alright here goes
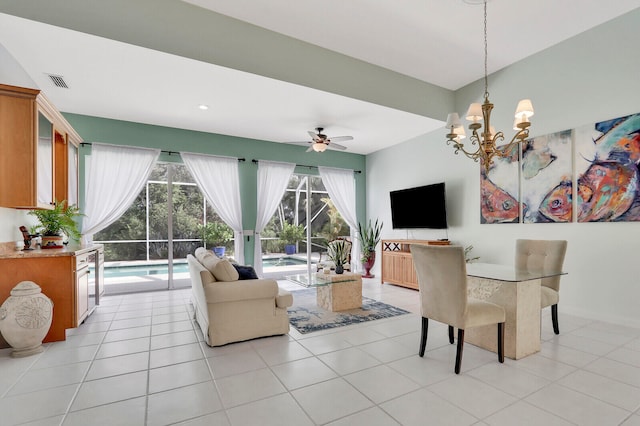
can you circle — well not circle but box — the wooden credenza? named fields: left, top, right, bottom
left=381, top=239, right=450, bottom=289
left=0, top=243, right=104, bottom=345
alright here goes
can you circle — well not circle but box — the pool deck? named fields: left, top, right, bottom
left=97, top=253, right=320, bottom=295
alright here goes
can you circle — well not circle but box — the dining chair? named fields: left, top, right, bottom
left=515, top=239, right=567, bottom=335
left=410, top=244, right=505, bottom=374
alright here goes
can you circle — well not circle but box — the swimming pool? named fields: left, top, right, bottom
left=98, top=256, right=309, bottom=279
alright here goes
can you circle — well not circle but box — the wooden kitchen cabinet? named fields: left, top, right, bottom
left=381, top=239, right=450, bottom=290
left=0, top=244, right=103, bottom=345
left=0, top=84, right=82, bottom=209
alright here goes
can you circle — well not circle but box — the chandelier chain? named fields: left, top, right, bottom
left=483, top=0, right=488, bottom=99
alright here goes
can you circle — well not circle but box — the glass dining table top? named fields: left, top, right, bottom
left=466, top=262, right=567, bottom=282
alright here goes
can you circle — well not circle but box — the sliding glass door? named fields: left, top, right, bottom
left=261, top=173, right=349, bottom=277
left=92, top=162, right=229, bottom=293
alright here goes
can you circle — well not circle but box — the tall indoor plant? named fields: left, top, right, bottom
left=28, top=200, right=82, bottom=248
left=357, top=218, right=383, bottom=278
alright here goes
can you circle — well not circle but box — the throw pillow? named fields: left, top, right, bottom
left=232, top=264, right=258, bottom=280
left=211, top=258, right=240, bottom=282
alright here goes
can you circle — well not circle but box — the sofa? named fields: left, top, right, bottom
left=187, top=247, right=293, bottom=346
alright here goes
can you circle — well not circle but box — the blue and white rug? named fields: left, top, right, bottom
left=287, top=288, right=410, bottom=334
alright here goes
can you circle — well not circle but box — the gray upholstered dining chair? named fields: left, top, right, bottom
left=410, top=244, right=505, bottom=374
left=515, top=239, right=567, bottom=334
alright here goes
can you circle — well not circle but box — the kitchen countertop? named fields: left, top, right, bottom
left=0, top=242, right=103, bottom=259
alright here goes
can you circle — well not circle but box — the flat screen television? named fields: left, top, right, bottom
left=390, top=182, right=448, bottom=229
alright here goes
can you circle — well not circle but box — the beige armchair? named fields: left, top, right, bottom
left=410, top=244, right=505, bottom=374
left=516, top=239, right=567, bottom=334
left=187, top=248, right=292, bottom=346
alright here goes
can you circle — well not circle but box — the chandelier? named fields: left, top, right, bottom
left=445, top=0, right=534, bottom=173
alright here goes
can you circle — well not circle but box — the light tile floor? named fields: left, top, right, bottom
left=1, top=278, right=640, bottom=425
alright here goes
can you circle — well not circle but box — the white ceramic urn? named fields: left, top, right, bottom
left=0, top=281, right=53, bottom=357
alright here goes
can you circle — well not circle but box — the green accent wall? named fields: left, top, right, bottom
left=63, top=113, right=367, bottom=265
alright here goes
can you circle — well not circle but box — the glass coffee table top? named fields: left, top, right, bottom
left=286, top=273, right=356, bottom=288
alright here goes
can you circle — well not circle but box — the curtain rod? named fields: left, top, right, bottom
left=79, top=143, right=245, bottom=161
left=251, top=159, right=361, bottom=174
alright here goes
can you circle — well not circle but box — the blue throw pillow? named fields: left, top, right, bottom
left=232, top=264, right=259, bottom=280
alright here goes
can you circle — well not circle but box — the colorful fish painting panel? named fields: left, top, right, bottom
left=521, top=130, right=573, bottom=223
left=575, top=112, right=640, bottom=222
left=480, top=143, right=520, bottom=224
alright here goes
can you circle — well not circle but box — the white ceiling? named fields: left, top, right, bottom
left=1, top=1, right=639, bottom=155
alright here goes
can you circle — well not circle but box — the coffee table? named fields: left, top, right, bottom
left=286, top=271, right=363, bottom=312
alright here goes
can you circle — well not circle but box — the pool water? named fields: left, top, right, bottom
left=98, top=256, right=308, bottom=279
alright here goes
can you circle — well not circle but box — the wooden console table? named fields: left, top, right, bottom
left=381, top=239, right=450, bottom=289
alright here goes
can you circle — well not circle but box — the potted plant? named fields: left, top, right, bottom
left=28, top=200, right=82, bottom=249
left=279, top=222, right=305, bottom=255
left=198, top=221, right=233, bottom=258
left=357, top=218, right=383, bottom=278
left=327, top=239, right=349, bottom=274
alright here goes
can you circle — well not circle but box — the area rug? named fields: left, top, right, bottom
left=287, top=288, right=410, bottom=334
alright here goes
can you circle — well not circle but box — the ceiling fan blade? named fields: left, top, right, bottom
left=328, top=136, right=353, bottom=142
left=287, top=141, right=311, bottom=145
left=305, top=146, right=314, bottom=152
left=328, top=142, right=348, bottom=150
left=308, top=130, right=320, bottom=141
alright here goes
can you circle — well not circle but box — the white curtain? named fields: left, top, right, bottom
left=254, top=160, right=295, bottom=277
left=318, top=166, right=360, bottom=271
left=82, top=143, right=160, bottom=244
left=181, top=152, right=245, bottom=264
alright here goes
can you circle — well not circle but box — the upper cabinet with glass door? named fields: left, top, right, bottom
left=0, top=84, right=82, bottom=209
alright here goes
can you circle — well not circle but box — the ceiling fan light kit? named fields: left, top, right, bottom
left=288, top=127, right=354, bottom=153
left=446, top=0, right=534, bottom=173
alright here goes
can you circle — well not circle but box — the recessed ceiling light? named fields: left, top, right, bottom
left=198, top=104, right=209, bottom=110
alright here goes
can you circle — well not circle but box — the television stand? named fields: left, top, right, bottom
left=381, top=239, right=450, bottom=290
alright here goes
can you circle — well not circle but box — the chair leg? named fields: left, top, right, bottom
left=497, top=322, right=505, bottom=363
left=448, top=325, right=454, bottom=344
left=454, top=329, right=465, bottom=374
left=551, top=304, right=560, bottom=335
left=419, top=317, right=428, bottom=357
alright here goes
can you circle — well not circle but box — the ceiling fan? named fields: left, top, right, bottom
left=288, top=127, right=354, bottom=152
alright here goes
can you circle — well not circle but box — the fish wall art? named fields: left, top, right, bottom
left=575, top=113, right=640, bottom=222
left=480, top=144, right=520, bottom=224
left=521, top=130, right=573, bottom=223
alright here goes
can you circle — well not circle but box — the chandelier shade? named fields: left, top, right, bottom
left=445, top=0, right=534, bottom=173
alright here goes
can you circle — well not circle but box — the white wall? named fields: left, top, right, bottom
left=0, top=44, right=39, bottom=243
left=367, top=9, right=640, bottom=327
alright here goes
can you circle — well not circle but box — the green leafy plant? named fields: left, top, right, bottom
left=198, top=221, right=233, bottom=247
left=279, top=222, right=305, bottom=245
left=465, top=245, right=480, bottom=263
left=327, top=239, right=349, bottom=267
left=28, top=200, right=83, bottom=241
left=357, top=218, right=383, bottom=263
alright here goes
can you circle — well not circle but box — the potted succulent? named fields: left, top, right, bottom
left=28, top=200, right=82, bottom=249
left=279, top=222, right=305, bottom=255
left=199, top=221, right=233, bottom=258
left=357, top=218, right=383, bottom=278
left=327, top=239, right=349, bottom=274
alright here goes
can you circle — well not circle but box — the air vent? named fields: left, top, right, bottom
left=47, top=74, right=69, bottom=89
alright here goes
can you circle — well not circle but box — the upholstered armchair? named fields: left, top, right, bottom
left=410, top=244, right=505, bottom=374
left=516, top=239, right=567, bottom=334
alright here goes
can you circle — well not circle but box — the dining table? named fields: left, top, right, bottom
left=464, top=262, right=567, bottom=360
